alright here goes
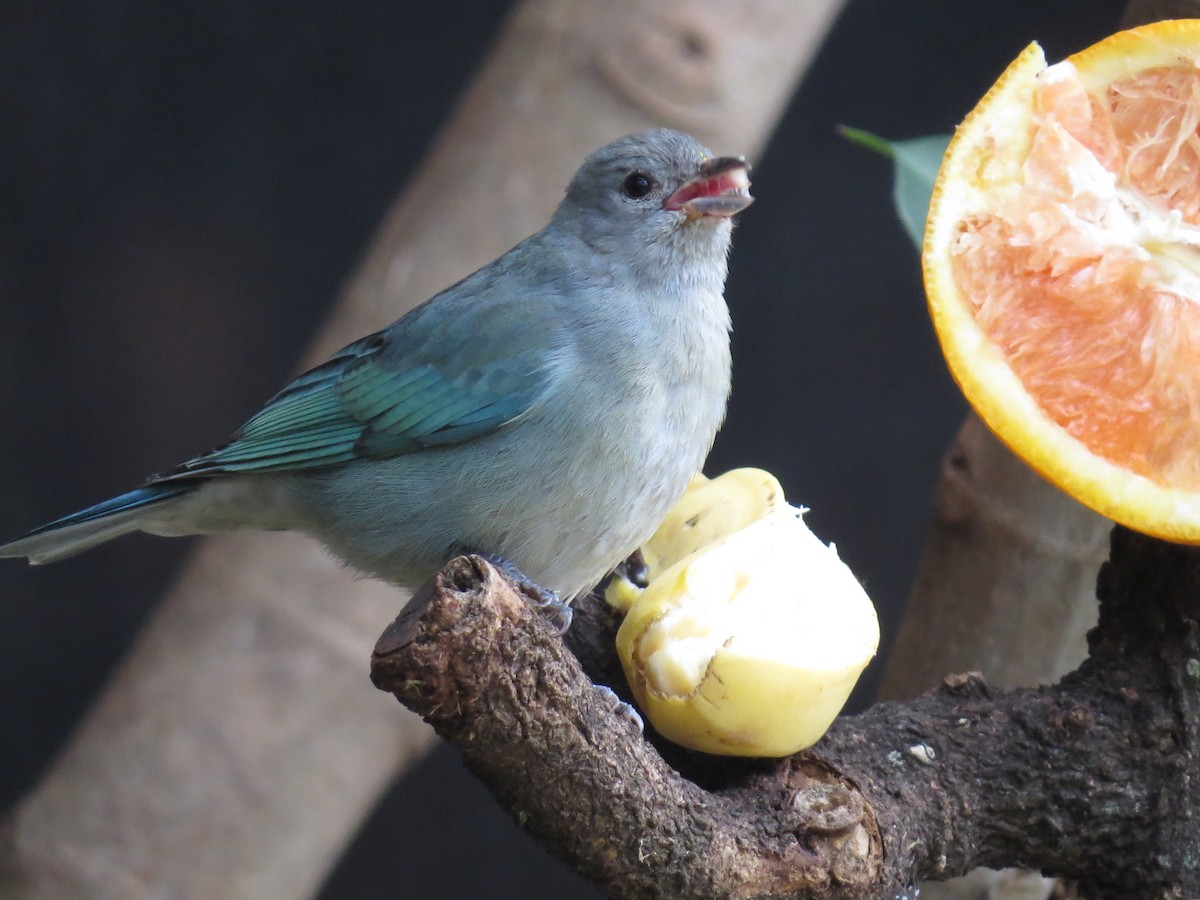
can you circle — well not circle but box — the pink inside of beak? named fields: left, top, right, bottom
left=664, top=169, right=749, bottom=211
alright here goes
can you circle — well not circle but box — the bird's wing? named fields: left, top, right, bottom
left=161, top=290, right=560, bottom=479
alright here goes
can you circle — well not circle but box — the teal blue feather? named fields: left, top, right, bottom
left=17, top=485, right=191, bottom=537
left=160, top=293, right=557, bottom=479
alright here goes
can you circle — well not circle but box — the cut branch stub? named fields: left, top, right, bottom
left=370, top=556, right=882, bottom=899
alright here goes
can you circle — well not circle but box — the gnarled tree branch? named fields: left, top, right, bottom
left=372, top=529, right=1200, bottom=898
left=372, top=558, right=881, bottom=898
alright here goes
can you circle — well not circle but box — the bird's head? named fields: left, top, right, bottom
left=552, top=129, right=753, bottom=270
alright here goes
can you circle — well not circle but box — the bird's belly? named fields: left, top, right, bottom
left=298, top=380, right=725, bottom=599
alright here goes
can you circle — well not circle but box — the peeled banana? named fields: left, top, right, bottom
left=609, top=468, right=879, bottom=757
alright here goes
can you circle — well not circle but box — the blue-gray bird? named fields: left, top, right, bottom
left=0, top=130, right=753, bottom=602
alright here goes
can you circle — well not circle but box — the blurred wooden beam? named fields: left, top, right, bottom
left=0, top=1, right=845, bottom=897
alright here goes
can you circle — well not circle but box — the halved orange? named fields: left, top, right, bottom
left=924, top=19, right=1200, bottom=543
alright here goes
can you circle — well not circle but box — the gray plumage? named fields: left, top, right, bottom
left=0, top=129, right=753, bottom=600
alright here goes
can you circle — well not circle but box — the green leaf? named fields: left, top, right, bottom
left=840, top=127, right=952, bottom=250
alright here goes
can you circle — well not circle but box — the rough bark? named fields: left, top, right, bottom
left=373, top=559, right=883, bottom=899
left=375, top=530, right=1200, bottom=898
left=0, top=1, right=844, bottom=898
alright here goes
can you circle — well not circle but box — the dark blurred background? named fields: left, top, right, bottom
left=0, top=1, right=1127, bottom=896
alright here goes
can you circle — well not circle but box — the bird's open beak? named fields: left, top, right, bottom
left=664, top=157, right=753, bottom=220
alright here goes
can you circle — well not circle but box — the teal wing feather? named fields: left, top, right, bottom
left=161, top=289, right=559, bottom=479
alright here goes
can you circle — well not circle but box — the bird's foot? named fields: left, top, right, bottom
left=474, top=552, right=573, bottom=633
left=594, top=685, right=644, bottom=734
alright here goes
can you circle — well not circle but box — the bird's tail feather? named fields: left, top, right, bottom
left=0, top=483, right=194, bottom=564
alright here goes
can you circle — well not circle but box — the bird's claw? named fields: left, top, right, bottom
left=594, top=685, right=644, bottom=734
left=475, top=552, right=573, bottom=633
left=533, top=591, right=573, bottom=634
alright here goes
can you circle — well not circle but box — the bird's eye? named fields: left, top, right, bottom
left=621, top=172, right=655, bottom=200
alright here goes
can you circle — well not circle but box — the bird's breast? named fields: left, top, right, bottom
left=543, top=282, right=733, bottom=536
